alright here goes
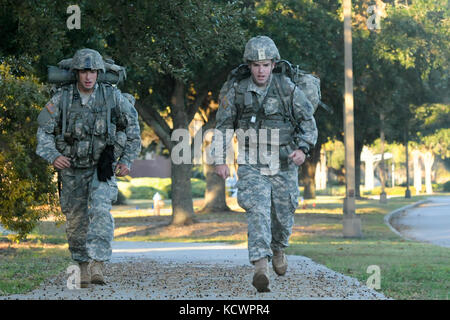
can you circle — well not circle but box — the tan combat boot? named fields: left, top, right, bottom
left=90, top=261, right=106, bottom=285
left=78, top=262, right=91, bottom=288
left=252, top=258, right=270, bottom=292
left=272, top=249, right=288, bottom=276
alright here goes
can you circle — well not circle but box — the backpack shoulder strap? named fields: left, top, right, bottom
left=232, top=78, right=246, bottom=129
left=99, top=83, right=117, bottom=145
left=60, top=84, right=73, bottom=134
left=273, top=73, right=296, bottom=126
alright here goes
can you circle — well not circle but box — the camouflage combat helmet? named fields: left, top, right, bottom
left=243, top=36, right=280, bottom=63
left=71, top=48, right=105, bottom=73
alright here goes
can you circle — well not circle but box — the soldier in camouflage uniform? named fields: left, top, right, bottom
left=213, top=36, right=317, bottom=292
left=36, top=49, right=141, bottom=287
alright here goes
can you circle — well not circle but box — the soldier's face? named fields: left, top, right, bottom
left=77, top=70, right=98, bottom=93
left=250, top=59, right=275, bottom=87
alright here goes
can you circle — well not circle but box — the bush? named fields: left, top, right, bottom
left=191, top=179, right=206, bottom=198
left=162, top=178, right=206, bottom=199
left=128, top=186, right=169, bottom=199
left=117, top=177, right=206, bottom=200
left=113, top=190, right=128, bottom=205
left=0, top=60, right=60, bottom=241
left=443, top=181, right=450, bottom=192
left=191, top=165, right=205, bottom=180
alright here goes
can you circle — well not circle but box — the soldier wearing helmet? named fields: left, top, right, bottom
left=36, top=48, right=141, bottom=288
left=71, top=48, right=106, bottom=73
left=213, top=36, right=318, bottom=292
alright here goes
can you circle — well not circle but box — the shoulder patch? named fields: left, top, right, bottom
left=45, top=102, right=55, bottom=114
left=37, top=106, right=53, bottom=127
left=221, top=95, right=229, bottom=109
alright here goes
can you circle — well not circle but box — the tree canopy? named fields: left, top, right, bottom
left=0, top=0, right=448, bottom=236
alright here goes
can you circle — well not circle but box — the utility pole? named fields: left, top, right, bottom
left=342, top=0, right=362, bottom=238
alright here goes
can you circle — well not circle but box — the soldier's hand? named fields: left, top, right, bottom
left=115, top=163, right=130, bottom=177
left=53, top=156, right=71, bottom=170
left=289, top=149, right=306, bottom=166
left=215, top=164, right=230, bottom=180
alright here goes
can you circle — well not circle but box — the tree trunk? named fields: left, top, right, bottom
left=412, top=149, right=422, bottom=194
left=200, top=164, right=231, bottom=212
left=170, top=79, right=196, bottom=226
left=197, top=112, right=231, bottom=213
left=379, top=113, right=386, bottom=194
left=423, top=150, right=434, bottom=195
left=314, top=149, right=327, bottom=190
left=355, top=139, right=364, bottom=198
left=301, top=144, right=321, bottom=199
left=170, top=161, right=196, bottom=225
left=361, top=146, right=375, bottom=191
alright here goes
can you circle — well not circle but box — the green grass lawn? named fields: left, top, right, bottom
left=0, top=241, right=70, bottom=295
left=287, top=195, right=450, bottom=300
left=303, top=195, right=447, bottom=300
left=1, top=191, right=449, bottom=299
left=288, top=215, right=449, bottom=299
left=117, top=176, right=206, bottom=200
left=0, top=218, right=71, bottom=295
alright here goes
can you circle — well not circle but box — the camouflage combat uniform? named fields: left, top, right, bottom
left=36, top=56, right=141, bottom=263
left=214, top=36, right=318, bottom=263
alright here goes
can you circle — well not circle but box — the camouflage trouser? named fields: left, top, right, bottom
left=59, top=166, right=118, bottom=262
left=236, top=163, right=299, bottom=263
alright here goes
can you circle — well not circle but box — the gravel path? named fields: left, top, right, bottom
left=2, top=242, right=387, bottom=300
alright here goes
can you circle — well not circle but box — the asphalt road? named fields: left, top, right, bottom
left=391, top=196, right=450, bottom=248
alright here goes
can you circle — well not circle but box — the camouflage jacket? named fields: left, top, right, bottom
left=213, top=74, right=318, bottom=166
left=36, top=82, right=141, bottom=169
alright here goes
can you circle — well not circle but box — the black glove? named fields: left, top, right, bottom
left=97, top=145, right=115, bottom=182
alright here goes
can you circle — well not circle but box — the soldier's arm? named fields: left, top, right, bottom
left=212, top=84, right=238, bottom=166
left=116, top=91, right=141, bottom=169
left=291, top=85, right=318, bottom=153
left=36, top=92, right=63, bottom=164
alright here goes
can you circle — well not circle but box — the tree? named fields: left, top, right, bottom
left=0, top=1, right=94, bottom=239
left=371, top=0, right=450, bottom=194
left=0, top=59, right=59, bottom=240
left=344, top=0, right=449, bottom=197
left=1, top=0, right=250, bottom=226
left=93, top=1, right=250, bottom=225
left=411, top=105, right=450, bottom=193
left=199, top=106, right=233, bottom=213
left=251, top=0, right=345, bottom=199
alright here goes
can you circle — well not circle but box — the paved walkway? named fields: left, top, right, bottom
left=2, top=242, right=386, bottom=300
left=389, top=196, right=450, bottom=248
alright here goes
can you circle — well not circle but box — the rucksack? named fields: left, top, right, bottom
left=47, top=57, right=127, bottom=86
left=220, top=59, right=332, bottom=115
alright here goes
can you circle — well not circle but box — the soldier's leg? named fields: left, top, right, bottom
left=86, top=171, right=117, bottom=262
left=59, top=168, right=91, bottom=262
left=237, top=165, right=272, bottom=263
left=270, top=163, right=299, bottom=252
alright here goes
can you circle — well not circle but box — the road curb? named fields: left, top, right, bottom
left=383, top=199, right=429, bottom=241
